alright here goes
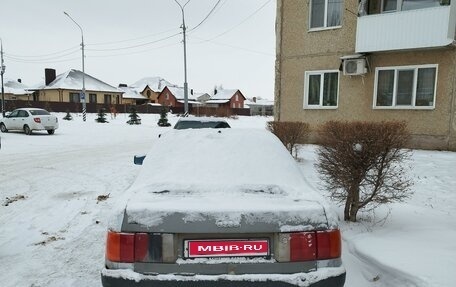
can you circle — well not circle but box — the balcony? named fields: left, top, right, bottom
left=356, top=4, right=456, bottom=53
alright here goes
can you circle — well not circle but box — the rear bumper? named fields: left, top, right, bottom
left=101, top=267, right=346, bottom=287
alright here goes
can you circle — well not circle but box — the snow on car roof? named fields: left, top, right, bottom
left=115, top=128, right=336, bottom=232
left=130, top=128, right=320, bottom=198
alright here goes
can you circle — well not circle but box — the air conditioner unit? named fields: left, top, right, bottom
left=343, top=58, right=367, bottom=76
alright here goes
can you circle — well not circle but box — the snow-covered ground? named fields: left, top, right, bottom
left=0, top=113, right=454, bottom=287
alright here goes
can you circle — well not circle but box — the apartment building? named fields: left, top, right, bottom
left=275, top=0, right=456, bottom=150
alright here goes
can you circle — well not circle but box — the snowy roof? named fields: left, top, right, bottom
left=3, top=79, right=32, bottom=95
left=211, top=89, right=242, bottom=100
left=37, top=69, right=120, bottom=93
left=177, top=100, right=203, bottom=105
left=130, top=77, right=174, bottom=93
left=245, top=98, right=274, bottom=107
left=205, top=99, right=230, bottom=104
left=165, top=86, right=197, bottom=101
left=118, top=86, right=147, bottom=100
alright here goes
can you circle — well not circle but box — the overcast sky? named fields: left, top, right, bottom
left=0, top=0, right=276, bottom=99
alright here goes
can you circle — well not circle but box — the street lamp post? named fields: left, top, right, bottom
left=1, top=38, right=5, bottom=118
left=174, top=0, right=190, bottom=115
left=64, top=12, right=87, bottom=121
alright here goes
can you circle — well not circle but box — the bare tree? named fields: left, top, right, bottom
left=267, top=121, right=310, bottom=158
left=316, top=121, right=413, bottom=222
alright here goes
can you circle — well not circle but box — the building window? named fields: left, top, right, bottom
left=89, top=94, right=97, bottom=103
left=235, top=94, right=239, bottom=101
left=309, top=0, right=343, bottom=30
left=304, top=70, right=339, bottom=109
left=374, top=65, right=437, bottom=109
left=366, top=0, right=440, bottom=15
left=69, top=92, right=80, bottom=103
left=104, top=94, right=112, bottom=104
left=147, top=90, right=151, bottom=97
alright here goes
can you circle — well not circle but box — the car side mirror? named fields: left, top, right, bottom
left=134, top=155, right=146, bottom=165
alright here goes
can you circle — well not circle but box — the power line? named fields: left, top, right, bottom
left=4, top=46, right=80, bottom=58
left=85, top=32, right=181, bottom=52
left=86, top=28, right=180, bottom=46
left=202, top=0, right=273, bottom=41
left=86, top=42, right=181, bottom=58
left=188, top=0, right=223, bottom=32
left=188, top=35, right=273, bottom=57
left=4, top=49, right=81, bottom=62
left=5, top=56, right=80, bottom=64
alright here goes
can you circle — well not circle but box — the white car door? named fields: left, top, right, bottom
left=5, top=110, right=20, bottom=130
left=16, top=110, right=30, bottom=130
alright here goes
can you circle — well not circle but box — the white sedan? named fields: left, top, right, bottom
left=0, top=108, right=59, bottom=135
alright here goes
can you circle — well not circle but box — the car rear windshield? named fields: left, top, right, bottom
left=29, top=110, right=51, bottom=116
left=174, top=121, right=230, bottom=129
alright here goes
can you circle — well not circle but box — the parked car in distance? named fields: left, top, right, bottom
left=102, top=129, right=345, bottom=287
left=0, top=108, right=59, bottom=135
left=174, top=117, right=231, bottom=130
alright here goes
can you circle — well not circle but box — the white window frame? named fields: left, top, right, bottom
left=304, top=70, right=340, bottom=109
left=309, top=0, right=343, bottom=32
left=373, top=64, right=438, bottom=110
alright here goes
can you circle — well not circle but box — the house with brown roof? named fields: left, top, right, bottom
left=275, top=0, right=456, bottom=150
left=157, top=86, right=201, bottom=108
left=206, top=88, right=246, bottom=109
left=129, top=77, right=174, bottom=103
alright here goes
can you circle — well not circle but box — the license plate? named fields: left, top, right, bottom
left=184, top=239, right=269, bottom=258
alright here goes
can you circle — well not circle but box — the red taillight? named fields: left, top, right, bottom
left=106, top=231, right=150, bottom=263
left=316, top=230, right=341, bottom=260
left=34, top=118, right=41, bottom=123
left=290, top=232, right=316, bottom=261
left=278, top=229, right=342, bottom=262
left=134, top=233, right=149, bottom=262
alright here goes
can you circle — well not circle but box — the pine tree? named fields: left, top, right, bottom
left=127, top=107, right=141, bottom=125
left=95, top=108, right=109, bottom=123
left=157, top=107, right=171, bottom=127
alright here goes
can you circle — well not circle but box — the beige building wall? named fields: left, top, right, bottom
left=39, top=89, right=123, bottom=104
left=141, top=86, right=160, bottom=103
left=276, top=0, right=456, bottom=150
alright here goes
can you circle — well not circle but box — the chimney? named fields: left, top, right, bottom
left=45, top=68, right=56, bottom=86
left=17, top=79, right=22, bottom=83
left=118, top=83, right=127, bottom=88
left=253, top=97, right=257, bottom=103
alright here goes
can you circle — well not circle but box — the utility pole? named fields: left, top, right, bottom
left=174, top=0, right=190, bottom=115
left=1, top=38, right=5, bottom=118
left=64, top=12, right=87, bottom=121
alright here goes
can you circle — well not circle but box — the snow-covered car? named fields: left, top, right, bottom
left=173, top=117, right=231, bottom=129
left=0, top=108, right=59, bottom=135
left=102, top=129, right=346, bottom=287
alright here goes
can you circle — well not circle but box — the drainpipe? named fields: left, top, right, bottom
left=274, top=0, right=284, bottom=121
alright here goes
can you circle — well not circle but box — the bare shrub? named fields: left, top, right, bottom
left=316, top=121, right=413, bottom=222
left=267, top=121, right=310, bottom=158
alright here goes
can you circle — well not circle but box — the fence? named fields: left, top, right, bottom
left=1, top=100, right=252, bottom=117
